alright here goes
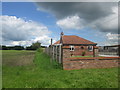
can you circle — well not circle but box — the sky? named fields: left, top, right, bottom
left=1, top=2, right=119, bottom=46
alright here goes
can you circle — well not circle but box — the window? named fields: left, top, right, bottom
left=70, top=46, right=74, bottom=51
left=88, top=46, right=93, bottom=51
left=80, top=46, right=84, bottom=49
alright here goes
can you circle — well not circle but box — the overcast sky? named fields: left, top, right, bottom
left=1, top=2, right=119, bottom=46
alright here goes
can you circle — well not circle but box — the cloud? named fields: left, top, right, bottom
left=56, top=15, right=84, bottom=30
left=1, top=15, right=51, bottom=46
left=93, top=6, right=118, bottom=33
left=36, top=2, right=116, bottom=20
left=36, top=2, right=118, bottom=33
left=98, top=33, right=119, bottom=46
left=36, top=2, right=119, bottom=46
left=106, top=33, right=120, bottom=40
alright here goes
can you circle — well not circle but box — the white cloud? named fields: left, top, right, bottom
left=56, top=6, right=118, bottom=34
left=100, top=32, right=120, bottom=46
left=56, top=15, right=84, bottom=30
left=1, top=15, right=51, bottom=46
left=106, top=33, right=119, bottom=40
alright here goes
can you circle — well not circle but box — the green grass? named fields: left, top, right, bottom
left=2, top=50, right=118, bottom=88
left=71, top=55, right=103, bottom=58
left=2, top=50, right=35, bottom=66
left=71, top=55, right=93, bottom=57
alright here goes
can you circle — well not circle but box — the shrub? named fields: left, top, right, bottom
left=37, top=48, right=43, bottom=53
left=82, top=51, right=86, bottom=56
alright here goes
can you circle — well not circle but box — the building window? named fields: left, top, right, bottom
left=80, top=46, right=84, bottom=49
left=70, top=46, right=74, bottom=51
left=88, top=46, right=93, bottom=51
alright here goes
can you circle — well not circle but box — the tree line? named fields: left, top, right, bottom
left=0, top=41, right=47, bottom=50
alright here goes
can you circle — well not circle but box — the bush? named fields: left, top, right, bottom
left=37, top=48, right=43, bottom=53
left=82, top=51, right=86, bottom=56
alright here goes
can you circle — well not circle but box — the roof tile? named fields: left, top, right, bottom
left=53, top=35, right=97, bottom=45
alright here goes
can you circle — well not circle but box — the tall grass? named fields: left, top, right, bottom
left=2, top=50, right=118, bottom=88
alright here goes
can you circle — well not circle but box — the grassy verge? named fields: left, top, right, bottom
left=2, top=50, right=118, bottom=88
left=71, top=55, right=103, bottom=57
left=71, top=55, right=93, bottom=57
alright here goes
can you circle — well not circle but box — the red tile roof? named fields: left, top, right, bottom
left=53, top=35, right=97, bottom=45
left=53, top=40, right=60, bottom=45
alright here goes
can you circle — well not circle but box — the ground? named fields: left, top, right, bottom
left=2, top=50, right=119, bottom=88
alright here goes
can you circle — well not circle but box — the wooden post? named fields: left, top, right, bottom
left=52, top=46, right=54, bottom=60
left=56, top=45, right=57, bottom=61
left=59, top=44, right=62, bottom=63
left=93, top=46, right=95, bottom=57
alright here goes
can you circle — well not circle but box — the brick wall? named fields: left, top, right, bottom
left=62, top=46, right=94, bottom=57
left=94, top=48, right=99, bottom=57
left=63, top=58, right=119, bottom=70
left=61, top=45, right=119, bottom=70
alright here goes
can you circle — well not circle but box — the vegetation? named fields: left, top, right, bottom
left=0, top=41, right=46, bottom=51
left=82, top=51, right=86, bottom=56
left=2, top=50, right=118, bottom=88
left=26, top=41, right=41, bottom=50
left=1, top=45, right=24, bottom=50
left=71, top=55, right=93, bottom=57
left=71, top=55, right=103, bottom=57
left=2, top=50, right=35, bottom=66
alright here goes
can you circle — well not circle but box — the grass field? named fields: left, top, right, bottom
left=71, top=55, right=93, bottom=57
left=71, top=55, right=103, bottom=57
left=2, top=50, right=118, bottom=88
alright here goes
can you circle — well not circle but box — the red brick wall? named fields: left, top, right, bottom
left=62, top=46, right=94, bottom=58
left=62, top=45, right=118, bottom=70
left=74, top=46, right=93, bottom=56
left=61, top=45, right=119, bottom=70
left=63, top=59, right=119, bottom=70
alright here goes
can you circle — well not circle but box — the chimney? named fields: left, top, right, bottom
left=60, top=32, right=64, bottom=44
left=61, top=32, right=64, bottom=36
left=51, top=38, right=52, bottom=46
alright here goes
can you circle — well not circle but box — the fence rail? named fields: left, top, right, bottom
left=99, top=51, right=118, bottom=55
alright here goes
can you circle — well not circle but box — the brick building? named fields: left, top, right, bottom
left=45, top=32, right=119, bottom=70
left=53, top=32, right=98, bottom=61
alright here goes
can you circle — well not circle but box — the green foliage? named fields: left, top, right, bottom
left=2, top=50, right=118, bottom=88
left=31, top=41, right=41, bottom=49
left=26, top=41, right=41, bottom=50
left=36, top=48, right=43, bottom=53
left=72, top=55, right=93, bottom=57
left=1, top=45, right=24, bottom=50
left=82, top=51, right=86, bottom=56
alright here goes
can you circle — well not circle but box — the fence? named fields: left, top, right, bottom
left=99, top=46, right=119, bottom=56
left=45, top=44, right=62, bottom=64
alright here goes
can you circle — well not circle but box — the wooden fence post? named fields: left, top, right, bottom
left=56, top=45, right=57, bottom=61
left=52, top=46, right=54, bottom=60
left=44, top=44, right=62, bottom=64
left=59, top=44, right=62, bottom=63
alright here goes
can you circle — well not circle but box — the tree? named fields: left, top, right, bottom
left=31, top=41, right=41, bottom=50
left=2, top=45, right=8, bottom=50
left=26, top=41, right=41, bottom=50
left=13, top=46, right=24, bottom=50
